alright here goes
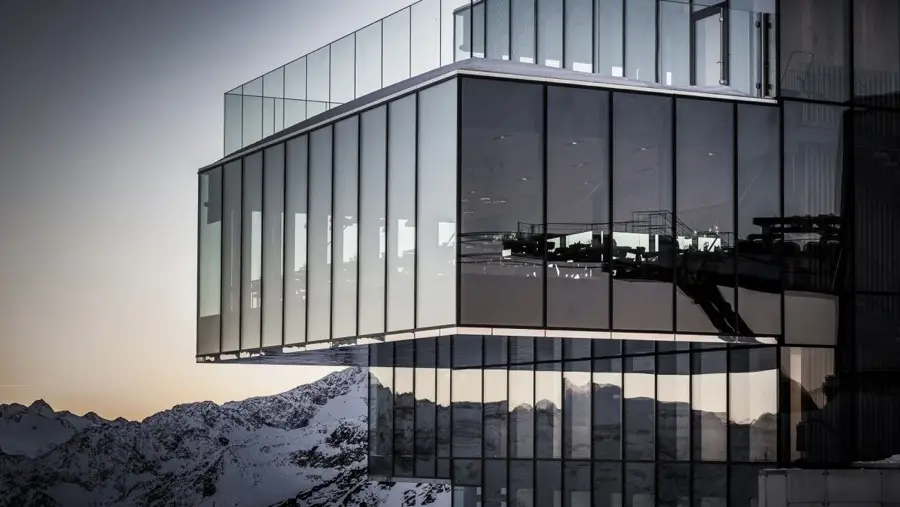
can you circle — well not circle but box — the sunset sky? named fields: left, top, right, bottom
left=0, top=0, right=411, bottom=421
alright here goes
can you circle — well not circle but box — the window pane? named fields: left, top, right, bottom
left=783, top=102, right=845, bottom=345
left=332, top=117, right=358, bottom=339
left=593, top=357, right=622, bottom=459
left=356, top=22, right=382, bottom=98
left=536, top=363, right=562, bottom=459
left=284, top=136, right=308, bottom=345
left=444, top=0, right=473, bottom=64
left=596, top=0, right=624, bottom=77
left=854, top=0, right=900, bottom=107
left=330, top=35, right=355, bottom=104
left=417, top=80, right=458, bottom=328
left=510, top=459, right=534, bottom=507
left=460, top=78, right=544, bottom=327
left=394, top=341, right=414, bottom=476
left=242, top=95, right=263, bottom=147
left=415, top=339, right=437, bottom=476
left=612, top=93, right=673, bottom=331
left=472, top=1, right=485, bottom=58
left=625, top=462, right=654, bottom=507
left=383, top=9, right=411, bottom=87
left=369, top=342, right=393, bottom=475
left=783, top=347, right=838, bottom=464
left=658, top=463, right=690, bottom=507
left=411, top=0, right=441, bottom=75
left=484, top=367, right=508, bottom=458
left=563, top=360, right=591, bottom=459
left=484, top=459, right=508, bottom=506
left=359, top=107, right=387, bottom=336
left=387, top=96, right=416, bottom=332
left=675, top=99, right=735, bottom=335
left=224, top=93, right=242, bottom=154
left=780, top=0, right=849, bottom=102
left=538, top=0, right=563, bottom=68
left=198, top=169, right=222, bottom=355
left=692, top=350, right=727, bottom=461
left=624, top=355, right=655, bottom=460
left=486, top=0, right=510, bottom=60
left=594, top=462, right=622, bottom=507
left=565, top=0, right=592, bottom=72
left=452, top=368, right=482, bottom=457
left=262, top=67, right=284, bottom=137
left=284, top=57, right=307, bottom=128
left=221, top=160, right=242, bottom=352
left=694, top=464, right=728, bottom=507
left=307, top=47, right=330, bottom=106
left=657, top=352, right=690, bottom=461
left=730, top=347, right=777, bottom=462
left=736, top=104, right=781, bottom=337
left=509, top=365, right=534, bottom=458
left=536, top=460, right=562, bottom=506
left=308, top=127, right=333, bottom=342
left=547, top=86, right=610, bottom=330
left=659, top=0, right=690, bottom=86
left=625, top=0, right=656, bottom=81
left=262, top=144, right=284, bottom=348
left=563, top=461, right=591, bottom=507
left=437, top=336, right=452, bottom=457
left=511, top=0, right=536, bottom=63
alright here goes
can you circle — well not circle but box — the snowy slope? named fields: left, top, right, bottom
left=0, top=368, right=449, bottom=507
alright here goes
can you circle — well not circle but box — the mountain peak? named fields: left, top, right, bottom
left=28, top=399, right=54, bottom=415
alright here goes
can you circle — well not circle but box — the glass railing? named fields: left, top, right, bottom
left=224, top=0, right=776, bottom=155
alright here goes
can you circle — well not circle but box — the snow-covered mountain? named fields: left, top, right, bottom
left=0, top=368, right=450, bottom=507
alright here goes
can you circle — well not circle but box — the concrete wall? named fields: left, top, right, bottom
left=759, top=468, right=900, bottom=507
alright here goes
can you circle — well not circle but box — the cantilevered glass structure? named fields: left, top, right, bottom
left=197, top=0, right=900, bottom=505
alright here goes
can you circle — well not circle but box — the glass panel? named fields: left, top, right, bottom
left=563, top=360, right=591, bottom=459
left=452, top=368, right=482, bottom=457
left=369, top=342, right=393, bottom=475
left=394, top=341, right=414, bottom=476
left=731, top=464, right=767, bottom=507
left=783, top=102, right=845, bottom=346
left=659, top=0, right=690, bottom=87
left=657, top=353, right=690, bottom=461
left=262, top=144, right=284, bottom=348
left=854, top=0, right=900, bottom=107
left=538, top=0, right=563, bottom=68
left=675, top=98, right=735, bottom=335
left=536, top=460, right=562, bottom=507
left=485, top=335, right=509, bottom=365
left=411, top=0, right=441, bottom=75
left=454, top=334, right=483, bottom=368
left=596, top=0, right=624, bottom=77
left=728, top=2, right=758, bottom=96
left=658, top=463, right=690, bottom=507
left=694, top=463, right=728, bottom=507
left=484, top=459, right=508, bottom=506
left=565, top=0, right=592, bottom=72
left=356, top=22, right=382, bottom=99
left=221, top=160, right=242, bottom=352
left=509, top=364, right=534, bottom=458
left=484, top=367, right=509, bottom=458
left=437, top=336, right=452, bottom=457
left=624, top=355, right=655, bottom=460
left=563, top=338, right=592, bottom=360
left=612, top=93, right=673, bottom=331
left=332, top=117, right=358, bottom=339
left=242, top=95, right=263, bottom=147
left=625, top=462, right=654, bottom=507
left=563, top=461, right=591, bottom=507
left=416, top=339, right=437, bottom=476
left=693, top=350, right=728, bottom=461
left=730, top=347, right=777, bottom=462
left=198, top=169, right=222, bottom=355
left=307, top=101, right=327, bottom=120
left=383, top=9, right=412, bottom=87
left=460, top=78, right=544, bottom=327
left=510, top=336, right=535, bottom=364
left=284, top=57, right=307, bottom=128
left=359, top=107, right=387, bottom=336
left=444, top=0, right=473, bottom=64
left=783, top=347, right=839, bottom=464
left=536, top=363, right=562, bottom=459
left=594, top=462, right=622, bottom=507
left=330, top=35, right=355, bottom=104
left=547, top=86, right=610, bottom=330
left=224, top=93, right=242, bottom=154
left=263, top=67, right=284, bottom=137
left=511, top=0, right=536, bottom=63
left=307, top=47, right=330, bottom=104
left=307, top=127, right=333, bottom=342
left=737, top=104, right=781, bottom=337
left=284, top=136, right=308, bottom=345
left=417, top=80, right=458, bottom=328
left=694, top=8, right=723, bottom=87
left=593, top=357, right=622, bottom=459
left=387, top=95, right=416, bottom=332
left=780, top=0, right=849, bottom=102
left=454, top=459, right=482, bottom=487
left=486, top=0, right=510, bottom=60
left=625, top=0, right=656, bottom=81
left=510, top=459, right=534, bottom=507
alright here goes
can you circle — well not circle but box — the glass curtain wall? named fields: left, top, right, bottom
left=225, top=0, right=776, bottom=155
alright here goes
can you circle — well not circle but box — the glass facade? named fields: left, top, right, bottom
left=223, top=0, right=777, bottom=155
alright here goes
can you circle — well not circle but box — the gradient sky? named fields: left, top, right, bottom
left=0, top=0, right=411, bottom=421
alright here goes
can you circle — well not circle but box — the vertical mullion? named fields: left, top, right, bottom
left=237, top=158, right=244, bottom=353
left=260, top=149, right=266, bottom=351
left=281, top=144, right=288, bottom=347
left=303, top=138, right=310, bottom=345
left=562, top=0, right=567, bottom=68
left=385, top=104, right=391, bottom=335
left=329, top=124, right=336, bottom=342
left=654, top=0, right=660, bottom=84
left=356, top=116, right=362, bottom=340
left=413, top=92, right=420, bottom=330
left=542, top=85, right=549, bottom=329
left=608, top=91, right=615, bottom=332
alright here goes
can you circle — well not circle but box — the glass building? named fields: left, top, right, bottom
left=197, top=0, right=900, bottom=505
